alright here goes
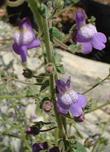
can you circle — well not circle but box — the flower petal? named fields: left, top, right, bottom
left=77, top=94, right=87, bottom=108
left=14, top=18, right=36, bottom=45
left=14, top=29, right=35, bottom=45
left=76, top=31, right=90, bottom=42
left=92, top=33, right=106, bottom=50
left=13, top=44, right=27, bottom=62
left=27, top=39, right=41, bottom=49
left=20, top=46, right=28, bottom=62
left=56, top=79, right=66, bottom=94
left=22, top=30, right=35, bottom=45
left=57, top=96, right=70, bottom=109
left=13, top=43, right=20, bottom=55
left=57, top=102, right=69, bottom=114
left=94, top=32, right=107, bottom=43
left=70, top=102, right=83, bottom=117
left=19, top=17, right=33, bottom=30
left=58, top=93, right=73, bottom=107
left=57, top=104, right=69, bottom=114
left=79, top=41, right=92, bottom=54
left=75, top=9, right=86, bottom=29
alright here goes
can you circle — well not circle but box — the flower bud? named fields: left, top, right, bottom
left=23, top=68, right=33, bottom=78
left=32, top=142, right=48, bottom=152
left=46, top=63, right=54, bottom=73
left=42, top=100, right=53, bottom=113
left=26, top=126, right=40, bottom=136
left=0, top=8, right=6, bottom=17
left=54, top=0, right=64, bottom=9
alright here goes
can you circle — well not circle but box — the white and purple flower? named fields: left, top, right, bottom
left=13, top=18, right=41, bottom=62
left=56, top=78, right=87, bottom=121
left=75, top=9, right=107, bottom=54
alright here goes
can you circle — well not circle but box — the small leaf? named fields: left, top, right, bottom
left=64, top=0, right=79, bottom=5
left=56, top=65, right=65, bottom=74
left=54, top=52, right=62, bottom=66
left=88, top=16, right=96, bottom=25
left=74, top=142, right=87, bottom=152
left=68, top=44, right=81, bottom=54
left=50, top=27, right=66, bottom=42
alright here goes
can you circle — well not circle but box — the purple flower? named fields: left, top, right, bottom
left=32, top=142, right=48, bottom=152
left=56, top=78, right=87, bottom=120
left=49, top=146, right=60, bottom=152
left=75, top=9, right=107, bottom=54
left=13, top=18, right=41, bottom=62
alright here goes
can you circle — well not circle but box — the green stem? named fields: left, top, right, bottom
left=0, top=132, right=20, bottom=138
left=42, top=15, right=65, bottom=139
left=28, top=0, right=43, bottom=33
left=30, top=0, right=66, bottom=139
left=0, top=95, right=27, bottom=100
left=0, top=94, right=39, bottom=100
left=42, top=17, right=53, bottom=62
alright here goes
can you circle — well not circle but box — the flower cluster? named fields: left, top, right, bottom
left=13, top=18, right=41, bottom=62
left=75, top=9, right=107, bottom=54
left=56, top=78, right=87, bottom=121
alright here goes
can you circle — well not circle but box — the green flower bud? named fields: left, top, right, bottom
left=54, top=0, right=64, bottom=9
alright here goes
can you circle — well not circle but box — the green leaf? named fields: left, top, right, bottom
left=68, top=44, right=81, bottom=54
left=91, top=137, right=108, bottom=152
left=64, top=0, right=79, bottom=5
left=88, top=16, right=96, bottom=25
left=56, top=65, right=65, bottom=74
left=74, top=142, right=87, bottom=152
left=54, top=52, right=62, bottom=65
left=50, top=27, right=66, bottom=42
left=66, top=139, right=87, bottom=152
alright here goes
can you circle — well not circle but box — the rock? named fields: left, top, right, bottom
left=59, top=50, right=110, bottom=104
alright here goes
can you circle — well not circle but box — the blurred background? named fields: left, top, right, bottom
left=0, top=0, right=110, bottom=152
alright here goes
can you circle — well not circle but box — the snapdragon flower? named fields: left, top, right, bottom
left=13, top=18, right=41, bottom=62
left=75, top=9, right=107, bottom=54
left=56, top=78, right=87, bottom=121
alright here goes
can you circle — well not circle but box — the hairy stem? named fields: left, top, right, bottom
left=28, top=0, right=43, bottom=33
left=42, top=11, right=66, bottom=139
left=29, top=0, right=66, bottom=139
